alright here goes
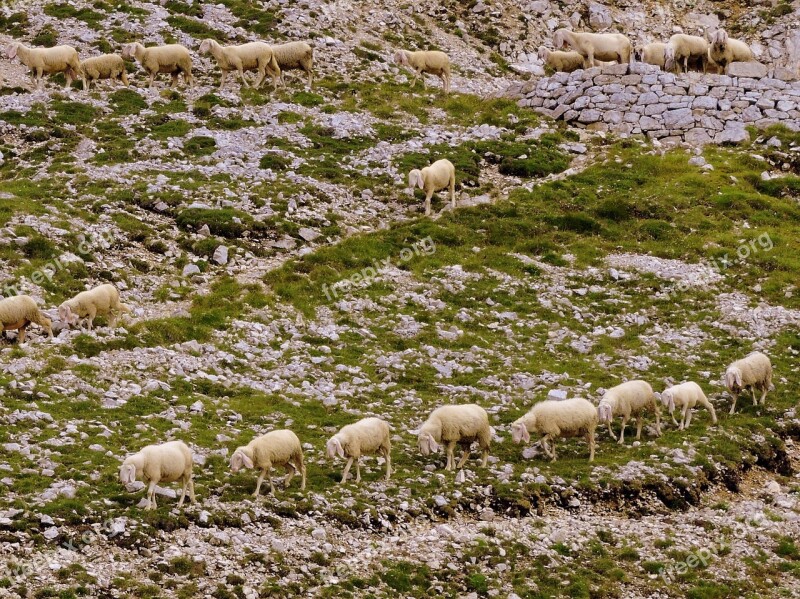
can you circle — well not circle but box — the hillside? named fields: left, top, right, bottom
left=0, top=0, right=800, bottom=598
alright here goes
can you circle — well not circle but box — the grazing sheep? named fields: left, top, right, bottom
left=0, top=295, right=53, bottom=343
left=326, top=417, right=391, bottom=483
left=80, top=54, right=128, bottom=89
left=511, top=397, right=597, bottom=462
left=538, top=46, right=584, bottom=73
left=660, top=382, right=717, bottom=430
left=198, top=39, right=280, bottom=90
left=393, top=49, right=451, bottom=94
left=119, top=441, right=195, bottom=510
left=597, top=380, right=662, bottom=444
left=58, top=283, right=131, bottom=331
left=635, top=42, right=666, bottom=68
left=230, top=430, right=306, bottom=496
left=271, top=41, right=314, bottom=87
left=122, top=42, right=192, bottom=88
left=408, top=158, right=456, bottom=216
left=725, top=351, right=773, bottom=414
left=664, top=34, right=709, bottom=73
left=708, top=29, right=753, bottom=72
left=7, top=43, right=83, bottom=89
left=553, top=29, right=632, bottom=68
left=417, top=404, right=491, bottom=471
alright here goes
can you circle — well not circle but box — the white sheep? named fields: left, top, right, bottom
left=7, top=43, right=83, bottom=89
left=58, top=283, right=131, bottom=331
left=552, top=29, right=632, bottom=68
left=538, top=46, right=584, bottom=73
left=230, top=430, right=306, bottom=496
left=393, top=50, right=451, bottom=94
left=80, top=54, right=128, bottom=89
left=0, top=295, right=53, bottom=343
left=122, top=42, right=193, bottom=89
left=664, top=34, right=709, bottom=73
left=660, top=382, right=717, bottom=430
left=511, top=397, right=597, bottom=462
left=417, top=404, right=491, bottom=471
left=119, top=441, right=195, bottom=510
left=725, top=351, right=773, bottom=414
left=408, top=159, right=456, bottom=216
left=597, top=380, right=661, bottom=444
left=198, top=39, right=280, bottom=90
left=635, top=42, right=666, bottom=68
left=271, top=41, right=314, bottom=87
left=326, top=417, right=391, bottom=483
left=708, top=29, right=753, bottom=73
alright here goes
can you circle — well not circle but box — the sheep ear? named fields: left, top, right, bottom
left=427, top=436, right=438, bottom=453
left=734, top=371, right=743, bottom=386
left=417, top=173, right=425, bottom=189
left=242, top=452, right=254, bottom=469
left=335, top=439, right=344, bottom=458
left=8, top=45, right=17, bottom=60
left=521, top=426, right=530, bottom=443
left=119, top=465, right=133, bottom=484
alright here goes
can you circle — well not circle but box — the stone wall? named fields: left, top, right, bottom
left=507, top=63, right=800, bottom=145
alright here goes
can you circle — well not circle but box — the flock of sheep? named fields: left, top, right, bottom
left=540, top=27, right=755, bottom=73
left=3, top=37, right=454, bottom=94
left=0, top=283, right=774, bottom=509
left=120, top=354, right=772, bottom=509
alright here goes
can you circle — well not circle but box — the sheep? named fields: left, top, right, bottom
left=597, top=380, right=661, bottom=444
left=119, top=441, right=195, bottom=510
left=552, top=29, right=632, bottom=68
left=511, top=397, right=597, bottom=462
left=326, top=417, right=391, bottom=483
left=80, top=54, right=128, bottom=89
left=6, top=43, right=84, bottom=90
left=417, top=404, right=491, bottom=471
left=660, top=382, right=717, bottom=430
left=58, top=283, right=131, bottom=331
left=538, top=46, right=584, bottom=73
left=393, top=49, right=451, bottom=94
left=198, top=39, right=280, bottom=90
left=708, top=29, right=753, bottom=73
left=271, top=41, right=314, bottom=87
left=408, top=158, right=456, bottom=216
left=725, top=351, right=773, bottom=414
left=122, top=42, right=192, bottom=89
left=0, top=295, right=53, bottom=343
left=664, top=34, right=709, bottom=73
left=230, top=430, right=306, bottom=496
left=635, top=42, right=666, bottom=68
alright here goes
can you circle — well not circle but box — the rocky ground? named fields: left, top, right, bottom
left=0, top=0, right=799, bottom=598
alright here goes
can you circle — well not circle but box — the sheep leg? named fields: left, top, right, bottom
left=449, top=176, right=456, bottom=209
left=539, top=435, right=553, bottom=459
left=480, top=446, right=488, bottom=467
left=268, top=466, right=276, bottom=494
left=424, top=191, right=434, bottom=216
left=456, top=446, right=470, bottom=469
left=188, top=478, right=196, bottom=503
left=148, top=72, right=156, bottom=89
left=729, top=391, right=738, bottom=414
left=17, top=324, right=27, bottom=344
left=635, top=416, right=643, bottom=440
left=445, top=442, right=456, bottom=471
left=759, top=385, right=768, bottom=406
left=146, top=480, right=157, bottom=510
left=254, top=469, right=266, bottom=496
left=606, top=421, right=616, bottom=440
left=618, top=417, right=628, bottom=444
left=683, top=408, right=693, bottom=430
left=219, top=70, right=227, bottom=90
left=86, top=307, right=96, bottom=331
left=283, top=463, right=294, bottom=488
left=355, top=458, right=361, bottom=483
left=340, top=457, right=354, bottom=483
left=299, top=460, right=307, bottom=490
left=170, top=73, right=179, bottom=89
left=670, top=409, right=679, bottom=427
left=385, top=451, right=392, bottom=481
left=750, top=386, right=758, bottom=406
left=177, top=477, right=187, bottom=507
left=587, top=429, right=595, bottom=462
left=654, top=409, right=661, bottom=437
left=238, top=68, right=250, bottom=89
left=121, top=71, right=129, bottom=86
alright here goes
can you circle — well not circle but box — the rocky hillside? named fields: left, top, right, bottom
left=0, top=0, right=799, bottom=598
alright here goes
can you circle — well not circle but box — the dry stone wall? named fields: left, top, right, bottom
left=507, top=62, right=800, bottom=145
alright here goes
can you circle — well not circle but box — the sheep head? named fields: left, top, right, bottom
left=408, top=169, right=424, bottom=190
left=119, top=463, right=137, bottom=485
left=663, top=45, right=676, bottom=72
left=230, top=448, right=253, bottom=472
left=58, top=304, right=78, bottom=326
left=326, top=436, right=344, bottom=459
left=537, top=46, right=549, bottom=61
left=417, top=431, right=438, bottom=455
left=7, top=43, right=19, bottom=60
left=725, top=367, right=742, bottom=391
left=597, top=402, right=613, bottom=423
left=510, top=421, right=530, bottom=444
left=553, top=29, right=568, bottom=50
left=393, top=50, right=409, bottom=66
left=712, top=30, right=728, bottom=51
left=198, top=39, right=213, bottom=54
left=661, top=390, right=675, bottom=413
